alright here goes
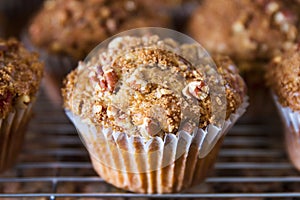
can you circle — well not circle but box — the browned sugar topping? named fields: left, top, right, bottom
left=188, top=0, right=298, bottom=60
left=266, top=46, right=300, bottom=111
left=63, top=36, right=246, bottom=138
left=29, top=0, right=170, bottom=60
left=0, top=38, right=44, bottom=118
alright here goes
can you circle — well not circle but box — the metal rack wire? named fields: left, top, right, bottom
left=1, top=90, right=300, bottom=199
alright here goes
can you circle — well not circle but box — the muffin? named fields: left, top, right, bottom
left=188, top=0, right=298, bottom=61
left=0, top=38, right=44, bottom=173
left=266, top=45, right=300, bottom=170
left=24, top=0, right=171, bottom=105
left=187, top=0, right=299, bottom=121
left=62, top=28, right=248, bottom=193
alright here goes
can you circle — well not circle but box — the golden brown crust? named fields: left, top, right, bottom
left=188, top=0, right=298, bottom=60
left=0, top=38, right=44, bottom=118
left=62, top=36, right=246, bottom=138
left=266, top=45, right=300, bottom=111
left=28, top=0, right=171, bottom=60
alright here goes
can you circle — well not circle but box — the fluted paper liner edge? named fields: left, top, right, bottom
left=272, top=94, right=300, bottom=170
left=66, top=96, right=248, bottom=173
left=273, top=94, right=300, bottom=135
left=0, top=99, right=35, bottom=173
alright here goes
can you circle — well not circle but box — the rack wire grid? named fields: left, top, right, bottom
left=0, top=89, right=300, bottom=200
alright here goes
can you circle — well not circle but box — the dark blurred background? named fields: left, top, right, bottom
left=0, top=0, right=44, bottom=38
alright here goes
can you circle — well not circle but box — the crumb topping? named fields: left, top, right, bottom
left=0, top=38, right=44, bottom=118
left=188, top=0, right=298, bottom=60
left=63, top=36, right=246, bottom=138
left=266, top=45, right=300, bottom=111
left=28, top=0, right=170, bottom=60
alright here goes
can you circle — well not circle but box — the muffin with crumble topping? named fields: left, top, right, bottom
left=266, top=45, right=300, bottom=171
left=188, top=0, right=300, bottom=121
left=0, top=38, right=44, bottom=173
left=62, top=31, right=247, bottom=193
left=188, top=0, right=298, bottom=60
left=24, top=0, right=171, bottom=105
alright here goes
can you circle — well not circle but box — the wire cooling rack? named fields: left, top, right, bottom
left=0, top=90, right=300, bottom=199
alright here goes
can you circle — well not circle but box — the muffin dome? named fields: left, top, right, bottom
left=0, top=38, right=43, bottom=118
left=63, top=35, right=246, bottom=138
left=266, top=45, right=300, bottom=111
left=28, top=0, right=171, bottom=60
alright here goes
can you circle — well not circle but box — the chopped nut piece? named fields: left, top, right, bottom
left=104, top=69, right=118, bottom=92
left=216, top=96, right=223, bottom=106
left=232, top=21, right=245, bottom=33
left=156, top=88, right=173, bottom=98
left=93, top=104, right=103, bottom=113
left=183, top=81, right=209, bottom=100
left=266, top=2, right=279, bottom=14
left=142, top=117, right=162, bottom=137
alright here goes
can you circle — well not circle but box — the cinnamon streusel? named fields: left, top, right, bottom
left=63, top=36, right=246, bottom=138
left=0, top=38, right=43, bottom=173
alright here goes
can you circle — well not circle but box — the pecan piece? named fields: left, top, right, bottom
left=104, top=69, right=118, bottom=92
left=143, top=117, right=162, bottom=137
left=99, top=77, right=107, bottom=90
left=183, top=81, right=209, bottom=100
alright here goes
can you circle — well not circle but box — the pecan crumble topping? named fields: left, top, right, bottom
left=63, top=35, right=246, bottom=138
left=266, top=45, right=300, bottom=111
left=0, top=38, right=44, bottom=118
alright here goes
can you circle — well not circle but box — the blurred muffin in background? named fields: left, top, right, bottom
left=24, top=0, right=172, bottom=105
left=188, top=0, right=298, bottom=61
left=0, top=38, right=44, bottom=173
left=265, top=44, right=300, bottom=171
left=187, top=0, right=300, bottom=121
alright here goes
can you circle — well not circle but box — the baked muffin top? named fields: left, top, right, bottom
left=28, top=0, right=171, bottom=60
left=0, top=38, right=44, bottom=118
left=266, top=45, right=300, bottom=111
left=188, top=0, right=299, bottom=61
left=63, top=35, right=246, bottom=139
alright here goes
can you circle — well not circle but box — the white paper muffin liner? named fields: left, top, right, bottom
left=272, top=94, right=300, bottom=170
left=273, top=94, right=300, bottom=134
left=66, top=97, right=248, bottom=193
left=0, top=99, right=35, bottom=173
